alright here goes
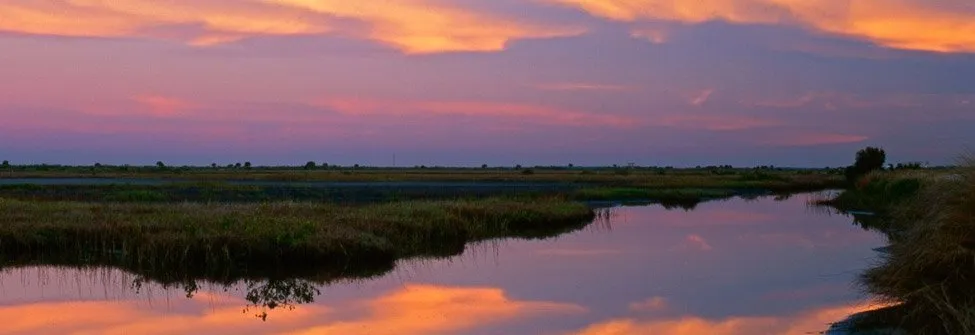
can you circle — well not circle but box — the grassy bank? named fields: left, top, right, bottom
left=824, top=165, right=974, bottom=334
left=0, top=169, right=844, bottom=206
left=0, top=197, right=595, bottom=284
left=0, top=166, right=845, bottom=190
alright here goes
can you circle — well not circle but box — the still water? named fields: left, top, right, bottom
left=0, top=194, right=884, bottom=335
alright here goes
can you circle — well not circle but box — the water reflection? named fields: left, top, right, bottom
left=0, top=194, right=886, bottom=334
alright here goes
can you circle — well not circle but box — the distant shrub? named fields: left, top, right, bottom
left=846, top=147, right=887, bottom=184
left=521, top=169, right=535, bottom=175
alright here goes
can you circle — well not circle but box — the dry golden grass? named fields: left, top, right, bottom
left=857, top=158, right=975, bottom=334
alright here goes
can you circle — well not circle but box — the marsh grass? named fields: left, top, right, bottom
left=0, top=197, right=594, bottom=284
left=2, top=167, right=845, bottom=190
left=843, top=160, right=975, bottom=334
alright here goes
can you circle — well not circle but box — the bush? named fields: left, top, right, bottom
left=846, top=147, right=887, bottom=184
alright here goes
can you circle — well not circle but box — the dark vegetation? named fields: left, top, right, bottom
left=0, top=161, right=861, bottom=319
left=845, top=147, right=887, bottom=182
left=818, top=149, right=973, bottom=334
left=0, top=162, right=847, bottom=187
left=0, top=197, right=595, bottom=284
left=0, top=196, right=600, bottom=319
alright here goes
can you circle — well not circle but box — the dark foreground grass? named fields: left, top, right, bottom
left=0, top=197, right=595, bottom=285
left=826, top=165, right=975, bottom=334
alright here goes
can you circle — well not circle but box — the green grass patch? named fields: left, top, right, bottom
left=0, top=197, right=595, bottom=284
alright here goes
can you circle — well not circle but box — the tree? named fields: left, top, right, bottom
left=855, top=147, right=886, bottom=173
left=244, top=162, right=252, bottom=169
left=846, top=147, right=887, bottom=184
left=235, top=162, right=242, bottom=169
left=1, top=160, right=9, bottom=168
left=211, top=163, right=218, bottom=169
left=304, top=161, right=316, bottom=170
left=156, top=161, right=166, bottom=169
left=481, top=164, right=489, bottom=169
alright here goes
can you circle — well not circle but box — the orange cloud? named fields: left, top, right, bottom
left=0, top=0, right=583, bottom=54
left=272, top=0, right=585, bottom=54
left=287, top=284, right=585, bottom=335
left=548, top=0, right=975, bottom=53
left=0, top=283, right=583, bottom=335
left=317, top=97, right=640, bottom=128
left=568, top=301, right=889, bottom=335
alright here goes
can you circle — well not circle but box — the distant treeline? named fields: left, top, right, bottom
left=0, top=160, right=946, bottom=172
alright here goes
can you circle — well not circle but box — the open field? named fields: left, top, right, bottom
left=0, top=166, right=847, bottom=207
left=0, top=197, right=596, bottom=285
left=0, top=165, right=846, bottom=190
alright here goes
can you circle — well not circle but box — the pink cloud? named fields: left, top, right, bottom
left=685, top=234, right=713, bottom=251
left=654, top=114, right=780, bottom=131
left=689, top=89, right=714, bottom=106
left=534, top=82, right=634, bottom=92
left=132, top=95, right=194, bottom=117
left=536, top=248, right=626, bottom=257
left=630, top=28, right=670, bottom=44
left=629, top=297, right=669, bottom=312
left=317, top=97, right=640, bottom=128
left=768, top=133, right=869, bottom=147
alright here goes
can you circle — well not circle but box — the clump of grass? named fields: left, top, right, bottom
left=852, top=159, right=975, bottom=334
left=819, top=173, right=922, bottom=213
left=0, top=197, right=594, bottom=284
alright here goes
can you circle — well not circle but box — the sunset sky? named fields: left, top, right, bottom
left=1, top=0, right=973, bottom=167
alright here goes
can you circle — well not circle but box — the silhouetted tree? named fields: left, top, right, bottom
left=855, top=147, right=886, bottom=172
left=304, top=161, right=316, bottom=170
left=481, top=164, right=488, bottom=169
left=846, top=147, right=887, bottom=184
left=2, top=160, right=10, bottom=168
left=156, top=161, right=166, bottom=169
left=235, top=162, right=242, bottom=169
left=244, top=162, right=252, bottom=169
left=211, top=163, right=218, bottom=169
